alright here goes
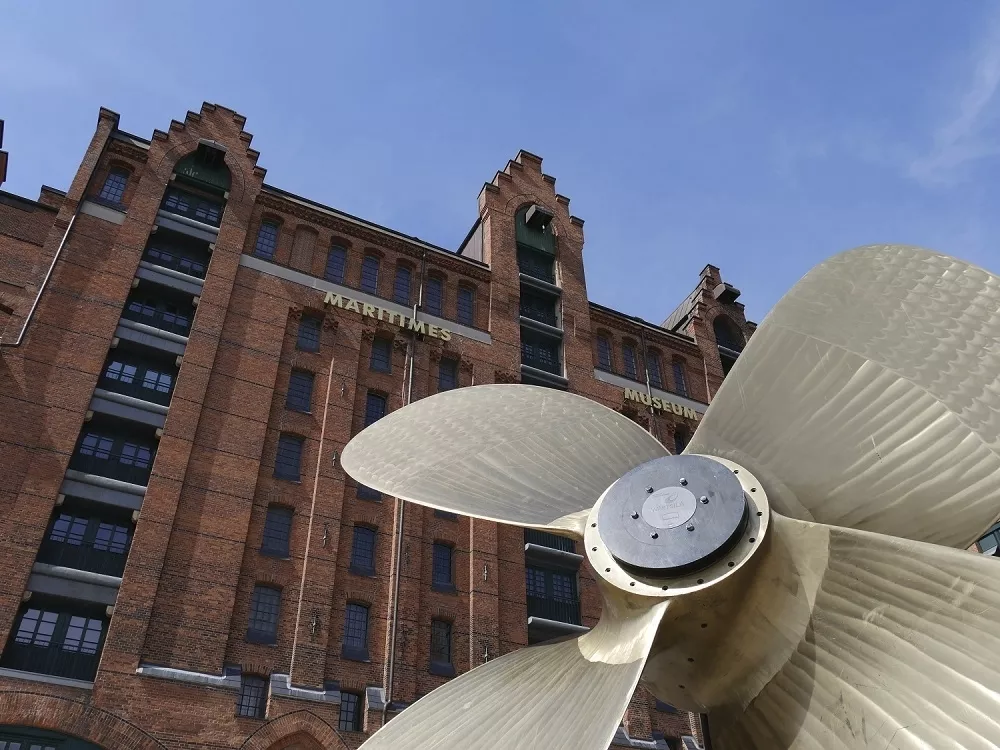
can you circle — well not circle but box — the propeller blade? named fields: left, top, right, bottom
left=680, top=515, right=1000, bottom=749
left=688, top=245, right=1000, bottom=548
left=359, top=584, right=667, bottom=750
left=341, top=384, right=667, bottom=535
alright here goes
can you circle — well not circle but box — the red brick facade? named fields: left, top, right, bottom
left=0, top=103, right=754, bottom=750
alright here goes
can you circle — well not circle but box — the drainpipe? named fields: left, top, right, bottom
left=638, top=327, right=657, bottom=440
left=288, top=347, right=337, bottom=679
left=1, top=212, right=77, bottom=347
left=383, top=250, right=426, bottom=724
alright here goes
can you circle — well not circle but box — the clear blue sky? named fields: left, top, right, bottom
left=3, top=1, right=999, bottom=324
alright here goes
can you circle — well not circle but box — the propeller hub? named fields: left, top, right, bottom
left=597, top=455, right=749, bottom=576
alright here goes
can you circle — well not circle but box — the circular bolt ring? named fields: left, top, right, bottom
left=700, top=496, right=709, bottom=504
left=650, top=532, right=659, bottom=539
left=630, top=511, right=639, bottom=519
left=686, top=524, right=695, bottom=532
left=646, top=486, right=654, bottom=493
left=680, top=478, right=688, bottom=486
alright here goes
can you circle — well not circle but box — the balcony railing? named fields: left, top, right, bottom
left=520, top=304, right=558, bottom=328
left=143, top=245, right=209, bottom=279
left=524, top=528, right=575, bottom=553
left=68, top=450, right=153, bottom=486
left=36, top=537, right=130, bottom=578
left=527, top=595, right=581, bottom=625
left=121, top=301, right=192, bottom=336
left=517, top=247, right=555, bottom=285
left=160, top=187, right=223, bottom=227
left=521, top=351, right=561, bottom=375
left=1, top=604, right=107, bottom=682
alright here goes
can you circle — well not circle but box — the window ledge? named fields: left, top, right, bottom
left=429, top=661, right=456, bottom=677
left=431, top=582, right=457, bottom=594
left=0, top=667, right=95, bottom=689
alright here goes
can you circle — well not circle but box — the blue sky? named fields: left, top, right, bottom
left=3, top=1, right=999, bottom=324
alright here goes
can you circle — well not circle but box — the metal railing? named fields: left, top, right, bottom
left=68, top=451, right=153, bottom=486
left=520, top=303, right=558, bottom=327
left=160, top=187, right=223, bottom=227
left=521, top=351, right=561, bottom=375
left=517, top=249, right=555, bottom=284
left=524, top=528, right=575, bottom=553
left=98, top=371, right=174, bottom=406
left=526, top=595, right=581, bottom=625
left=120, top=304, right=191, bottom=336
left=1, top=641, right=101, bottom=682
left=143, top=245, right=209, bottom=279
left=36, top=538, right=130, bottom=577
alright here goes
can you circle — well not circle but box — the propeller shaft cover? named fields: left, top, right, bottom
left=597, top=455, right=749, bottom=575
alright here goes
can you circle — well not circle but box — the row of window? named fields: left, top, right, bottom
left=596, top=335, right=689, bottom=396
left=237, top=674, right=364, bottom=731
left=254, top=223, right=477, bottom=325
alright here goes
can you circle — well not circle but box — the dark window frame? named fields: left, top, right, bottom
left=370, top=337, right=392, bottom=373
left=296, top=315, right=322, bottom=352
left=456, top=285, right=475, bottom=326
left=360, top=255, right=380, bottom=294
left=97, top=168, right=129, bottom=205
left=622, top=344, right=638, bottom=380
left=350, top=525, right=377, bottom=575
left=254, top=221, right=279, bottom=261
left=429, top=618, right=455, bottom=676
left=646, top=352, right=663, bottom=389
left=285, top=369, right=315, bottom=413
left=237, top=674, right=268, bottom=718
left=424, top=276, right=444, bottom=317
left=338, top=690, right=363, bottom=732
left=672, top=360, right=689, bottom=397
left=393, top=265, right=412, bottom=306
left=274, top=433, right=304, bottom=481
left=342, top=602, right=370, bottom=661
left=596, top=335, right=612, bottom=371
left=246, top=584, right=281, bottom=644
left=325, top=244, right=347, bottom=284
left=260, top=505, right=293, bottom=558
left=431, top=543, right=455, bottom=592
left=438, top=358, right=458, bottom=391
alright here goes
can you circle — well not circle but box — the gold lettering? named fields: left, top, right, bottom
left=344, top=299, right=360, bottom=313
left=671, top=402, right=683, bottom=415
left=323, top=292, right=344, bottom=307
left=377, top=306, right=385, bottom=321
left=651, top=396, right=663, bottom=410
left=362, top=303, right=376, bottom=318
left=439, top=328, right=452, bottom=341
left=624, top=388, right=643, bottom=403
left=639, top=392, right=652, bottom=406
left=428, top=325, right=441, bottom=339
left=408, top=318, right=426, bottom=335
left=683, top=406, right=698, bottom=421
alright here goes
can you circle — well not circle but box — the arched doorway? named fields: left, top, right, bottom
left=0, top=726, right=104, bottom=750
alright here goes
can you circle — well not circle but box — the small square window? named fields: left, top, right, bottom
left=254, top=222, right=279, bottom=261
left=438, top=359, right=457, bottom=391
left=370, top=338, right=392, bottom=373
left=343, top=602, right=369, bottom=661
left=338, top=690, right=362, bottom=732
left=274, top=434, right=304, bottom=481
left=261, top=505, right=292, bottom=557
left=424, top=277, right=443, bottom=316
left=325, top=245, right=347, bottom=284
left=361, top=256, right=380, bottom=294
left=98, top=169, right=128, bottom=204
left=350, top=526, right=376, bottom=574
left=432, top=543, right=453, bottom=590
left=286, top=370, right=314, bottom=412
left=237, top=675, right=268, bottom=718
left=296, top=316, right=321, bottom=352
left=457, top=286, right=475, bottom=326
left=247, top=585, right=281, bottom=643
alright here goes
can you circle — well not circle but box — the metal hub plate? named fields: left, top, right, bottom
left=596, top=454, right=749, bottom=575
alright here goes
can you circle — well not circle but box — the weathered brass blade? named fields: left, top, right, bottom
left=341, top=384, right=668, bottom=536
left=689, top=245, right=1000, bottom=548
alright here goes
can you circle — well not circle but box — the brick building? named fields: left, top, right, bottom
left=0, top=103, right=754, bottom=750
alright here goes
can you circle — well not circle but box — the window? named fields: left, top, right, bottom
left=105, top=360, right=137, bottom=384
left=338, top=690, right=362, bottom=732
left=672, top=361, right=688, bottom=397
left=438, top=359, right=457, bottom=391
left=596, top=336, right=612, bottom=370
left=2, top=601, right=108, bottom=681
left=424, top=277, right=443, bottom=316
left=432, top=543, right=453, bottom=590
left=674, top=427, right=689, bottom=455
left=430, top=619, right=453, bottom=674
left=646, top=353, right=662, bottom=388
left=361, top=255, right=380, bottom=294
left=247, top=585, right=281, bottom=643
left=435, top=509, right=458, bottom=520
left=325, top=245, right=347, bottom=284
left=286, top=370, right=314, bottom=412
left=237, top=675, right=267, bottom=718
left=364, top=392, right=387, bottom=426
left=350, top=526, right=376, bottom=574
left=394, top=266, right=411, bottom=305
left=261, top=505, right=292, bottom=557
left=343, top=603, right=369, bottom=660
left=39, top=507, right=131, bottom=577
left=457, top=286, right=475, bottom=326
left=98, top=168, right=128, bottom=204
left=274, top=434, right=304, bottom=481
left=623, top=344, right=638, bottom=380
left=370, top=338, right=392, bottom=373
left=296, top=315, right=321, bottom=352
left=976, top=522, right=1000, bottom=554
left=520, top=338, right=560, bottom=374
left=254, top=222, right=279, bottom=261
left=357, top=483, right=382, bottom=501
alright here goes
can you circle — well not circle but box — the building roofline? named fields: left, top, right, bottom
left=261, top=183, right=489, bottom=270
left=456, top=217, right=483, bottom=256
left=589, top=301, right=695, bottom=344
left=0, top=190, right=59, bottom=212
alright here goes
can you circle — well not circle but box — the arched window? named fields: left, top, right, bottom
left=424, top=276, right=444, bottom=316
left=97, top=167, right=129, bottom=205
left=289, top=226, right=316, bottom=273
left=0, top=727, right=104, bottom=750
left=361, top=255, right=380, bottom=294
left=325, top=244, right=347, bottom=283
left=394, top=264, right=412, bottom=305
left=457, top=284, right=476, bottom=326
left=596, top=334, right=613, bottom=371
left=672, top=359, right=689, bottom=397
left=645, top=350, right=662, bottom=388
left=622, top=342, right=638, bottom=380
